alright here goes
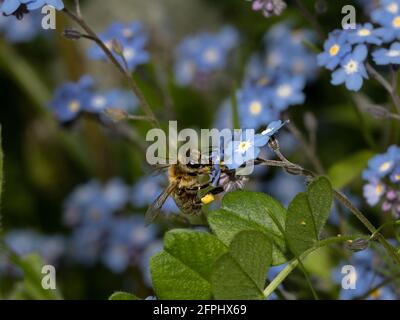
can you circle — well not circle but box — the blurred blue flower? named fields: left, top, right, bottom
left=331, top=45, right=369, bottom=92
left=0, top=10, right=42, bottom=42
left=103, top=178, right=130, bottom=211
left=131, top=175, right=178, bottom=212
left=372, top=0, right=400, bottom=26
left=5, top=230, right=65, bottom=264
left=1, top=0, right=33, bottom=16
left=174, top=26, right=239, bottom=86
left=265, top=171, right=305, bottom=207
left=390, top=166, right=400, bottom=183
left=237, top=85, right=278, bottom=129
left=318, top=30, right=352, bottom=70
left=68, top=225, right=104, bottom=266
left=49, top=75, right=94, bottom=122
left=139, top=240, right=163, bottom=286
left=333, top=249, right=397, bottom=300
left=26, top=0, right=64, bottom=10
left=363, top=181, right=385, bottom=206
left=63, top=180, right=103, bottom=227
left=372, top=0, right=400, bottom=41
left=270, top=76, right=306, bottom=110
left=347, top=23, right=383, bottom=45
left=87, top=21, right=149, bottom=72
left=1, top=0, right=63, bottom=17
left=373, top=42, right=400, bottom=64
left=102, top=216, right=157, bottom=273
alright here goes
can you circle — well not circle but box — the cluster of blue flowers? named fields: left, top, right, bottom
left=215, top=23, right=316, bottom=131
left=0, top=230, right=65, bottom=278
left=87, top=21, right=150, bottom=72
left=0, top=0, right=64, bottom=18
left=48, top=75, right=138, bottom=123
left=174, top=26, right=239, bottom=87
left=63, top=177, right=176, bottom=274
left=332, top=246, right=399, bottom=299
left=318, top=0, right=400, bottom=91
left=362, top=145, right=400, bottom=218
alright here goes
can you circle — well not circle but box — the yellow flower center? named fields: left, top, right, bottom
left=379, top=161, right=392, bottom=172
left=395, top=174, right=400, bottom=181
left=358, top=28, right=371, bottom=36
left=344, top=60, right=358, bottom=74
left=277, top=84, right=292, bottom=98
left=370, top=289, right=381, bottom=299
left=236, top=140, right=252, bottom=154
left=249, top=101, right=262, bottom=115
left=376, top=183, right=384, bottom=195
left=257, top=77, right=270, bottom=86
left=68, top=100, right=80, bottom=112
left=392, top=16, right=400, bottom=28
left=329, top=44, right=340, bottom=56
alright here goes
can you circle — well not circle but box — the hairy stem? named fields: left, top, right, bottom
left=367, top=63, right=400, bottom=115
left=62, top=7, right=160, bottom=128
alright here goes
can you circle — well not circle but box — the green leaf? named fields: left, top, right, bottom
left=150, top=229, right=227, bottom=300
left=208, top=191, right=288, bottom=265
left=0, top=125, right=3, bottom=208
left=109, top=292, right=140, bottom=300
left=15, top=254, right=62, bottom=300
left=328, top=150, right=374, bottom=189
left=212, top=231, right=272, bottom=300
left=285, top=177, right=333, bottom=256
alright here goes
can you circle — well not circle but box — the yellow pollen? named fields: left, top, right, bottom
left=201, top=194, right=215, bottom=205
left=68, top=100, right=80, bottom=112
left=395, top=174, right=400, bottom=181
left=358, top=28, right=371, bottom=36
left=379, top=161, right=392, bottom=172
left=249, top=101, right=262, bottom=115
left=329, top=44, right=340, bottom=56
left=392, top=16, right=400, bottom=28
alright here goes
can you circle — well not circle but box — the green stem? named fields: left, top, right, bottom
left=0, top=40, right=51, bottom=116
left=263, top=235, right=366, bottom=299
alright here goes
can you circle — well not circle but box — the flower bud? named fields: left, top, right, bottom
left=63, top=28, right=82, bottom=40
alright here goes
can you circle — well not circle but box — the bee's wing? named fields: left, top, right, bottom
left=144, top=182, right=178, bottom=226
left=149, top=165, right=170, bottom=177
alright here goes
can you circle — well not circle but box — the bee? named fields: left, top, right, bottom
left=144, top=152, right=224, bottom=226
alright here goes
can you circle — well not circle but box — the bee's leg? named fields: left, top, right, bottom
left=210, top=186, right=224, bottom=195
